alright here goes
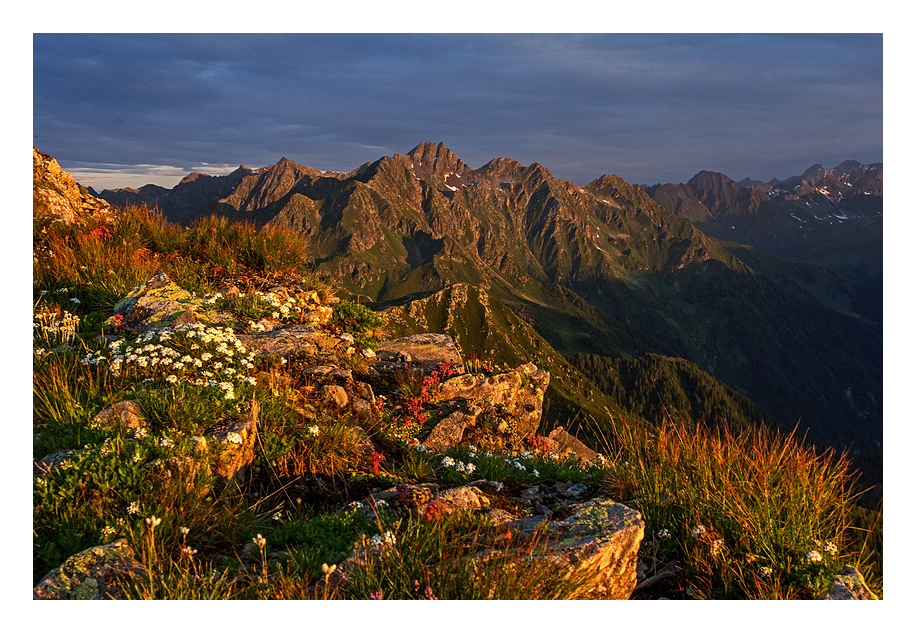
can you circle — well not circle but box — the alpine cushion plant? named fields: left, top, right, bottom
left=329, top=300, right=385, bottom=348
left=80, top=323, right=258, bottom=408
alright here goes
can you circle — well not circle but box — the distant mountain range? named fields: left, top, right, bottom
left=95, top=143, right=882, bottom=455
left=645, top=161, right=882, bottom=280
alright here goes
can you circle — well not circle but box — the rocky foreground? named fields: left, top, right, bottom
left=33, top=267, right=877, bottom=600
left=33, top=269, right=649, bottom=599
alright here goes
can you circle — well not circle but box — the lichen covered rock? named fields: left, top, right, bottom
left=543, top=498, right=645, bottom=599
left=33, top=538, right=149, bottom=600
left=823, top=566, right=879, bottom=600
left=205, top=399, right=259, bottom=489
left=90, top=400, right=148, bottom=432
left=113, top=272, right=235, bottom=331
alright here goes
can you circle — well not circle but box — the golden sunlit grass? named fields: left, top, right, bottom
left=599, top=416, right=881, bottom=598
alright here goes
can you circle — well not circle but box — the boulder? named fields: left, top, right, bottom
left=33, top=538, right=149, bottom=600
left=340, top=483, right=644, bottom=600
left=90, top=400, right=148, bottom=432
left=33, top=448, right=82, bottom=481
left=113, top=272, right=235, bottom=331
left=238, top=325, right=336, bottom=358
left=547, top=426, right=597, bottom=464
left=823, top=566, right=879, bottom=600
left=422, top=404, right=483, bottom=452
left=542, top=498, right=645, bottom=599
left=435, top=363, right=550, bottom=441
left=321, top=385, right=349, bottom=409
left=205, top=399, right=259, bottom=488
left=376, top=333, right=463, bottom=371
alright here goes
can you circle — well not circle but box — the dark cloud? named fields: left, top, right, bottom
left=33, top=33, right=882, bottom=190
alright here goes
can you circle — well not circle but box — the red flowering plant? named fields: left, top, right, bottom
left=525, top=434, right=553, bottom=457
left=424, top=501, right=444, bottom=522
left=89, top=225, right=113, bottom=240
left=371, top=451, right=386, bottom=477
left=380, top=361, right=460, bottom=441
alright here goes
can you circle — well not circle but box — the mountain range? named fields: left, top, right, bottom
left=645, top=161, right=882, bottom=280
left=96, top=142, right=882, bottom=458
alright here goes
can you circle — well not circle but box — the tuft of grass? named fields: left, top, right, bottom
left=599, top=415, right=879, bottom=598
left=33, top=205, right=325, bottom=317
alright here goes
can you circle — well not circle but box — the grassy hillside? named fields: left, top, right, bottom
left=33, top=202, right=881, bottom=599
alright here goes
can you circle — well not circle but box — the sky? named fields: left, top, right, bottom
left=32, top=31, right=883, bottom=191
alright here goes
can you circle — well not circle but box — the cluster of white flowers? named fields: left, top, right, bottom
left=370, top=531, right=397, bottom=548
left=806, top=550, right=823, bottom=563
left=710, top=538, right=725, bottom=555
left=441, top=456, right=477, bottom=475
left=205, top=290, right=309, bottom=322
left=308, top=425, right=320, bottom=436
left=33, top=307, right=81, bottom=347
left=509, top=458, right=528, bottom=473
left=80, top=323, right=257, bottom=400
left=690, top=524, right=707, bottom=538
left=657, top=529, right=671, bottom=539
left=260, top=291, right=304, bottom=320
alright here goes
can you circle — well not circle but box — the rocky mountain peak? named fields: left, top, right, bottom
left=687, top=170, right=737, bottom=190
left=33, top=146, right=111, bottom=224
left=832, top=160, right=863, bottom=177
left=801, top=163, right=828, bottom=183
left=405, top=142, right=469, bottom=177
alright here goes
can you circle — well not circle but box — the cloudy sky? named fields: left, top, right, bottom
left=33, top=31, right=882, bottom=191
